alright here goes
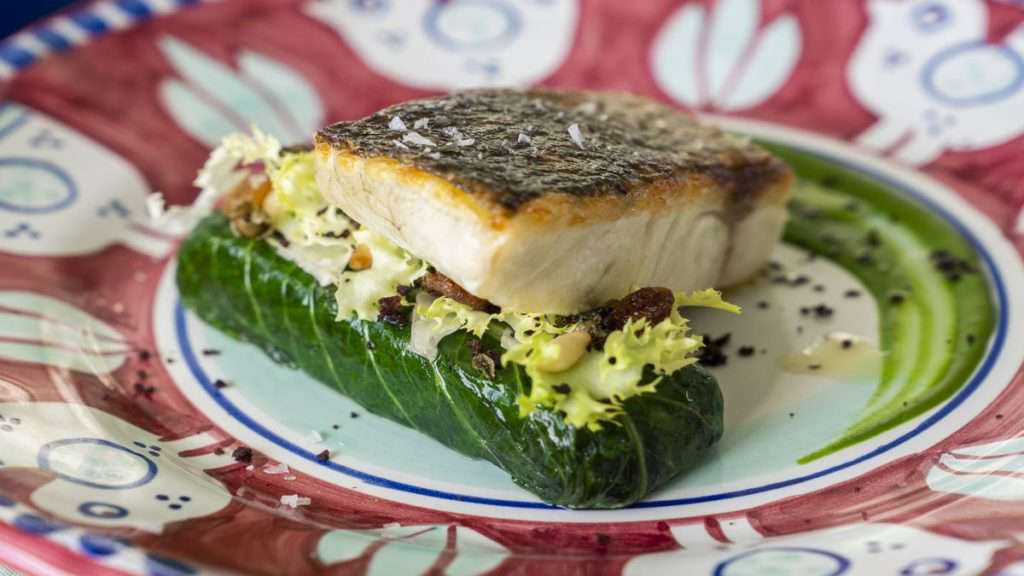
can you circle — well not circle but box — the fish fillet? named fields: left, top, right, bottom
left=315, top=89, right=792, bottom=314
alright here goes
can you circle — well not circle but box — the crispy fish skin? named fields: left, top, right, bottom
left=315, top=89, right=792, bottom=313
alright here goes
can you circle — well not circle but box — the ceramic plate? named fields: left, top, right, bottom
left=2, top=1, right=1024, bottom=574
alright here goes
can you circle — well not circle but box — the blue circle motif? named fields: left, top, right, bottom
left=921, top=41, right=1024, bottom=108
left=79, top=501, right=129, bottom=520
left=38, top=438, right=158, bottom=490
left=713, top=547, right=851, bottom=576
left=900, top=558, right=958, bottom=575
left=423, top=0, right=521, bottom=51
left=0, top=157, right=77, bottom=214
left=13, top=513, right=65, bottom=535
left=79, top=534, right=123, bottom=557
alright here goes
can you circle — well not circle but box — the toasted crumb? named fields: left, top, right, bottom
left=348, top=244, right=373, bottom=270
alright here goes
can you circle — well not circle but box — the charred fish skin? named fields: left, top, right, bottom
left=315, top=89, right=792, bottom=314
left=316, top=89, right=791, bottom=215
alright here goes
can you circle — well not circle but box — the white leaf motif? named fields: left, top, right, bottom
left=651, top=0, right=801, bottom=111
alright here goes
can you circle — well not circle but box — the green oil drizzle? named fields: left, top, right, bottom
left=764, top=144, right=996, bottom=463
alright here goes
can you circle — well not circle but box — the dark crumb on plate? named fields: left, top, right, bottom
left=737, top=346, right=755, bottom=357
left=165, top=357, right=175, bottom=364
left=202, top=348, right=222, bottom=356
left=214, top=447, right=225, bottom=455
left=808, top=364, right=821, bottom=371
left=844, top=289, right=861, bottom=299
left=232, top=446, right=253, bottom=463
left=788, top=412, right=795, bottom=418
left=813, top=284, right=826, bottom=293
left=841, top=339, right=854, bottom=350
left=214, top=378, right=230, bottom=389
left=138, top=349, right=152, bottom=361
left=696, top=333, right=731, bottom=367
left=930, top=249, right=975, bottom=282
left=316, top=449, right=331, bottom=462
left=800, top=304, right=834, bottom=319
left=332, top=424, right=340, bottom=430
left=757, top=301, right=770, bottom=309
left=350, top=411, right=360, bottom=419
left=865, top=229, right=881, bottom=248
left=133, top=382, right=155, bottom=398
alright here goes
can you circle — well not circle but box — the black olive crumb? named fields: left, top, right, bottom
left=332, top=424, right=340, bottom=430
left=232, top=446, right=253, bottom=463
left=697, top=333, right=731, bottom=367
left=350, top=411, right=360, bottom=419
left=841, top=339, right=854, bottom=350
left=202, top=348, right=222, bottom=356
left=996, top=413, right=1004, bottom=420
left=316, top=449, right=331, bottom=463
left=757, top=301, right=770, bottom=309
left=737, top=346, right=755, bottom=357
left=139, top=350, right=152, bottom=361
left=214, top=378, right=230, bottom=389
left=844, top=289, right=861, bottom=299
left=800, top=304, right=834, bottom=319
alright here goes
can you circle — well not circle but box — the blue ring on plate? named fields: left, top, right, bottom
left=176, top=140, right=1010, bottom=510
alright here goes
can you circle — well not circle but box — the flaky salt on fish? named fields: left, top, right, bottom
left=315, top=89, right=792, bottom=313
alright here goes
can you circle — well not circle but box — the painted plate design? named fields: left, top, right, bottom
left=1, top=1, right=1024, bottom=574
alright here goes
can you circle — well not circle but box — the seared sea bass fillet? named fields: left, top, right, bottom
left=315, top=90, right=792, bottom=314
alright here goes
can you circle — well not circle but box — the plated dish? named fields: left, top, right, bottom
left=1, top=0, right=1024, bottom=574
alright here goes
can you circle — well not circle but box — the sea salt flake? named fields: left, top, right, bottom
left=567, top=123, right=585, bottom=148
left=455, top=138, right=475, bottom=147
left=413, top=118, right=430, bottom=130
left=393, top=139, right=409, bottom=150
left=388, top=115, right=407, bottom=131
left=280, top=494, right=311, bottom=508
left=517, top=133, right=531, bottom=145
left=403, top=131, right=435, bottom=147
left=263, top=462, right=290, bottom=475
left=307, top=430, right=324, bottom=444
left=381, top=522, right=403, bottom=537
